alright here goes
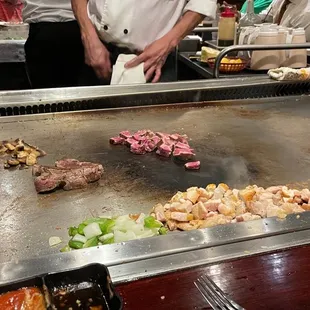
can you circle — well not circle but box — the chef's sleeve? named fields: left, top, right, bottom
left=184, top=0, right=217, bottom=19
left=259, top=2, right=274, bottom=22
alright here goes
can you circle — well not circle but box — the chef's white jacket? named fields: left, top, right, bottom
left=260, top=0, right=310, bottom=41
left=22, top=0, right=75, bottom=23
left=87, top=0, right=217, bottom=52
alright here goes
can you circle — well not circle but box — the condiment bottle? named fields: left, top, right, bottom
left=239, top=0, right=262, bottom=27
left=218, top=8, right=236, bottom=47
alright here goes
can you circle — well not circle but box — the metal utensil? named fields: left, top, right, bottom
left=194, top=275, right=245, bottom=310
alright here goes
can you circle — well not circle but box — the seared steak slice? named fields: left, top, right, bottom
left=33, top=159, right=103, bottom=193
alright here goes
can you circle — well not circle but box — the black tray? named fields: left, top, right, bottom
left=0, top=263, right=123, bottom=310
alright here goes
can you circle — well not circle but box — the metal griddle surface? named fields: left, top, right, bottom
left=1, top=96, right=310, bottom=264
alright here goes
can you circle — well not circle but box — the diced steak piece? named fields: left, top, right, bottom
left=135, top=129, right=147, bottom=136
left=175, top=142, right=191, bottom=149
left=110, top=137, right=125, bottom=145
left=185, top=161, right=200, bottom=170
left=145, top=139, right=157, bottom=152
left=33, top=159, right=103, bottom=193
left=156, top=132, right=170, bottom=139
left=133, top=134, right=146, bottom=141
left=169, top=134, right=179, bottom=141
left=156, top=144, right=172, bottom=157
left=130, top=142, right=146, bottom=155
left=173, top=147, right=195, bottom=160
left=161, top=136, right=175, bottom=147
left=125, top=137, right=137, bottom=146
left=119, top=131, right=132, bottom=139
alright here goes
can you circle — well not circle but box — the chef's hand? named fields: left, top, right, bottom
left=125, top=37, right=174, bottom=83
left=84, top=36, right=111, bottom=80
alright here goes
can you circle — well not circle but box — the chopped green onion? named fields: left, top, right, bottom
left=72, top=234, right=87, bottom=244
left=68, top=226, right=78, bottom=237
left=144, top=216, right=163, bottom=229
left=83, top=237, right=99, bottom=248
left=60, top=245, right=72, bottom=252
left=83, top=222, right=102, bottom=239
left=159, top=227, right=168, bottom=235
left=78, top=223, right=86, bottom=235
left=68, top=240, right=84, bottom=249
left=99, top=219, right=115, bottom=234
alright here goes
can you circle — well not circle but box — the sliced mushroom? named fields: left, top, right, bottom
left=7, top=159, right=20, bottom=166
left=26, top=153, right=37, bottom=166
left=3, top=142, right=15, bottom=151
left=0, top=144, right=7, bottom=154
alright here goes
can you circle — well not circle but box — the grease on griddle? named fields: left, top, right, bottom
left=52, top=282, right=107, bottom=310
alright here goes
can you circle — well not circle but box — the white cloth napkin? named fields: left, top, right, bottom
left=110, top=54, right=146, bottom=85
left=268, top=67, right=310, bottom=81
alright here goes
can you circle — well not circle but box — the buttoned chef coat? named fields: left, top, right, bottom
left=22, top=0, right=74, bottom=23
left=87, top=0, right=217, bottom=52
left=260, top=0, right=310, bottom=41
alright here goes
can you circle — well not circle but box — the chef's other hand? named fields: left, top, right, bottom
left=84, top=36, right=111, bottom=80
left=125, top=37, right=174, bottom=83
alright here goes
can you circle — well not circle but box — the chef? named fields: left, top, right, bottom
left=23, top=0, right=98, bottom=88
left=71, top=0, right=217, bottom=83
left=260, top=0, right=310, bottom=41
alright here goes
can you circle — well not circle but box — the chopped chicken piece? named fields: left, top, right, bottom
left=266, top=186, right=283, bottom=194
left=170, top=191, right=184, bottom=202
left=205, top=211, right=218, bottom=218
left=235, top=201, right=247, bottom=216
left=199, top=214, right=232, bottom=229
left=247, top=200, right=267, bottom=217
left=177, top=220, right=203, bottom=231
left=185, top=189, right=200, bottom=204
left=170, top=212, right=193, bottom=222
left=213, top=183, right=229, bottom=199
left=206, top=184, right=216, bottom=192
left=281, top=186, right=295, bottom=198
left=236, top=213, right=261, bottom=222
left=167, top=220, right=178, bottom=231
left=198, top=187, right=211, bottom=199
left=163, top=203, right=171, bottom=210
left=293, top=196, right=302, bottom=204
left=164, top=210, right=172, bottom=220
left=203, top=199, right=221, bottom=212
left=192, top=202, right=208, bottom=220
left=169, top=201, right=192, bottom=213
left=238, top=188, right=256, bottom=203
left=281, top=203, right=305, bottom=215
left=266, top=205, right=287, bottom=219
left=301, top=204, right=310, bottom=211
left=218, top=201, right=236, bottom=217
left=300, top=189, right=310, bottom=203
left=154, top=204, right=166, bottom=222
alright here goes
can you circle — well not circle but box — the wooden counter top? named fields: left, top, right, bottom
left=117, top=245, right=310, bottom=309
